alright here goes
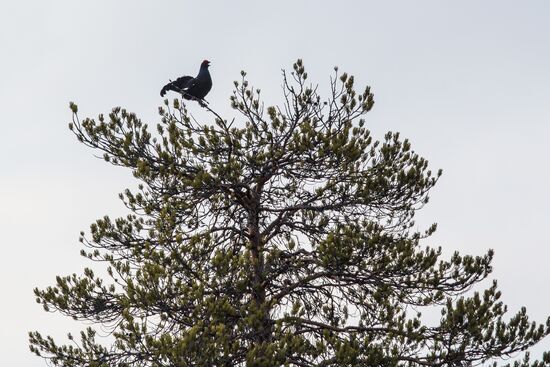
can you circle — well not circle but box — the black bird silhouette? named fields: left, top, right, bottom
left=160, top=60, right=212, bottom=104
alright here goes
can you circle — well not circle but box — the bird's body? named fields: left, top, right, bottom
left=160, top=60, right=212, bottom=103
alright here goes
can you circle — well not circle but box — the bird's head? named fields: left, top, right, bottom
left=201, top=60, right=211, bottom=68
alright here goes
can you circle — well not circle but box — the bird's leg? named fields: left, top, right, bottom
left=169, top=85, right=208, bottom=107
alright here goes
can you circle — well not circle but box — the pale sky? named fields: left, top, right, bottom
left=1, top=1, right=550, bottom=365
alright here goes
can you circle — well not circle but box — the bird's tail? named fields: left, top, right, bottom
left=160, top=84, right=170, bottom=97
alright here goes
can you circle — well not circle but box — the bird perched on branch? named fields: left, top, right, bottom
left=160, top=60, right=212, bottom=105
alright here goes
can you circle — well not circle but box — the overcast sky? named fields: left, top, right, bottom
left=1, top=1, right=549, bottom=365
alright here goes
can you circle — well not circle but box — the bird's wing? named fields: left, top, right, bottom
left=160, top=76, right=195, bottom=96
left=172, top=76, right=195, bottom=90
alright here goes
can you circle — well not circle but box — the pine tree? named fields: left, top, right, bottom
left=30, top=60, right=550, bottom=367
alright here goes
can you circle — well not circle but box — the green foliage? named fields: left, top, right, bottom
left=31, top=60, right=550, bottom=366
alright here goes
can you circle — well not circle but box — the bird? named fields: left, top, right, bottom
left=160, top=60, right=212, bottom=105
